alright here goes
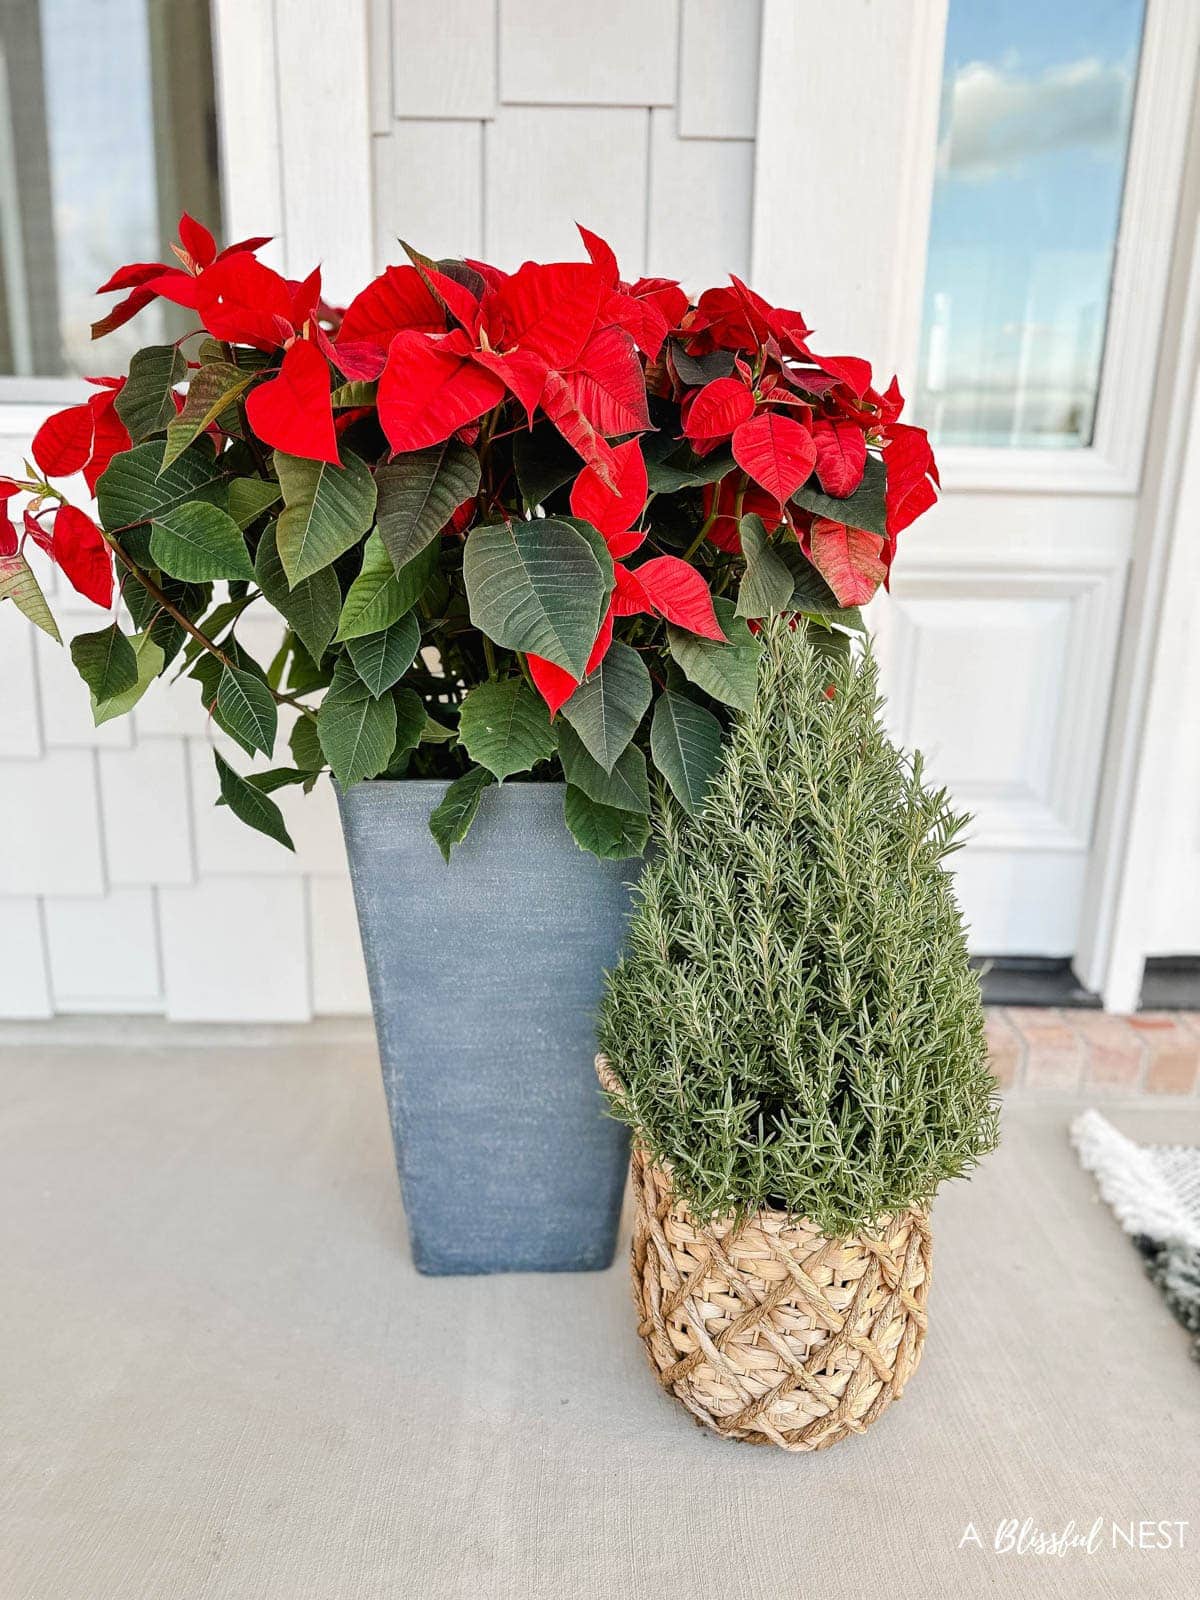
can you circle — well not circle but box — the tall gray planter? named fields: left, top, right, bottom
left=337, top=779, right=635, bottom=1275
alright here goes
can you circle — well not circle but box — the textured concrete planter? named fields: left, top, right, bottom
left=337, top=779, right=635, bottom=1275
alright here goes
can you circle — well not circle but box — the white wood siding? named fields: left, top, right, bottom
left=373, top=0, right=760, bottom=285
left=0, top=0, right=762, bottom=1020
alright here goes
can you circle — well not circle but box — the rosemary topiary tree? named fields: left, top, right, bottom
left=596, top=620, right=999, bottom=1237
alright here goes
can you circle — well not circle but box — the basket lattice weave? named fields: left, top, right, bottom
left=599, top=1060, right=933, bottom=1452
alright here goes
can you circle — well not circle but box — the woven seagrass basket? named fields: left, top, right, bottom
left=597, top=1056, right=933, bottom=1452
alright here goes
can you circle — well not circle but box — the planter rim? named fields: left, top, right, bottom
left=336, top=776, right=567, bottom=792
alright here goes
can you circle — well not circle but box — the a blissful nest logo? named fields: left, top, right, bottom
left=958, top=1519, right=1189, bottom=1558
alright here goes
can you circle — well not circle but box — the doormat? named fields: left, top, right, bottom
left=1071, top=1110, right=1200, bottom=1361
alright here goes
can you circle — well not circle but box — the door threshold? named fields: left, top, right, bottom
left=1140, top=957, right=1200, bottom=1012
left=972, top=957, right=1101, bottom=1009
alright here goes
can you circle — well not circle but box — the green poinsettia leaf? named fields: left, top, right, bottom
left=91, top=630, right=164, bottom=726
left=556, top=719, right=649, bottom=814
left=562, top=785, right=650, bottom=860
left=791, top=452, right=887, bottom=538
left=391, top=685, right=427, bottom=760
left=254, top=519, right=340, bottom=663
left=667, top=597, right=762, bottom=713
left=317, top=657, right=398, bottom=787
left=70, top=622, right=138, bottom=701
left=650, top=690, right=723, bottom=815
left=666, top=342, right=736, bottom=387
left=289, top=714, right=325, bottom=774
left=221, top=765, right=311, bottom=798
left=335, top=531, right=438, bottom=642
left=228, top=476, right=282, bottom=530
left=162, top=361, right=254, bottom=471
left=375, top=439, right=480, bottom=570
left=150, top=501, right=254, bottom=583
left=428, top=766, right=494, bottom=863
left=458, top=677, right=557, bottom=781
left=212, top=750, right=294, bottom=851
left=735, top=514, right=795, bottom=619
left=96, top=441, right=228, bottom=537
left=344, top=612, right=421, bottom=698
left=463, top=517, right=610, bottom=679
left=0, top=551, right=60, bottom=641
left=330, top=380, right=378, bottom=408
left=420, top=714, right=456, bottom=743
left=115, top=344, right=187, bottom=442
left=643, top=430, right=735, bottom=493
left=560, top=640, right=650, bottom=774
left=274, top=447, right=376, bottom=586
left=775, top=541, right=846, bottom=615
left=216, top=661, right=278, bottom=757
left=122, top=574, right=209, bottom=669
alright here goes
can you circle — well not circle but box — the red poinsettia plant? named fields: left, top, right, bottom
left=0, top=215, right=938, bottom=859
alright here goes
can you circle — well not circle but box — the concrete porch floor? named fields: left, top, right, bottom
left=2, top=1019, right=1198, bottom=1600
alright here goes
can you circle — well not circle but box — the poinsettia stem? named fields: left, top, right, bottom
left=241, top=413, right=272, bottom=479
left=221, top=341, right=273, bottom=479
left=482, top=635, right=498, bottom=678
left=105, top=535, right=315, bottom=716
left=682, top=510, right=719, bottom=563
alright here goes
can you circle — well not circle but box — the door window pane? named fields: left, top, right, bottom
left=915, top=0, right=1145, bottom=449
left=0, top=0, right=221, bottom=378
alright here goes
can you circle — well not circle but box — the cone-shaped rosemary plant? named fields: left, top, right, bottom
left=596, top=621, right=999, bottom=1237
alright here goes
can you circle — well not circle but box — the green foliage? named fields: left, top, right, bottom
left=20, top=263, right=914, bottom=864
left=274, top=447, right=376, bottom=586
left=462, top=517, right=612, bottom=679
left=228, top=476, right=281, bottom=529
left=216, top=662, right=277, bottom=757
left=115, top=344, right=186, bottom=442
left=649, top=690, right=723, bottom=814
left=643, top=431, right=735, bottom=492
left=96, top=441, right=228, bottom=541
left=150, top=502, right=254, bottom=583
left=213, top=751, right=295, bottom=851
left=317, top=657, right=398, bottom=786
left=163, top=362, right=253, bottom=470
left=70, top=623, right=138, bottom=701
left=91, top=631, right=163, bottom=725
left=563, top=785, right=650, bottom=859
left=253, top=520, right=340, bottom=662
left=335, top=530, right=436, bottom=641
left=791, top=452, right=888, bottom=536
left=667, top=597, right=760, bottom=711
left=560, top=641, right=650, bottom=772
left=0, top=552, right=60, bottom=641
left=375, top=440, right=480, bottom=569
left=735, top=515, right=793, bottom=619
left=597, top=623, right=999, bottom=1235
left=289, top=714, right=325, bottom=776
left=429, top=765, right=494, bottom=862
left=557, top=720, right=649, bottom=813
left=345, top=614, right=421, bottom=697
left=458, top=678, right=556, bottom=780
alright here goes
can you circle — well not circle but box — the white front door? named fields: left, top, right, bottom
left=754, top=0, right=1200, bottom=969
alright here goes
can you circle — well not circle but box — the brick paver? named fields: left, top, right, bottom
left=986, top=1007, right=1200, bottom=1094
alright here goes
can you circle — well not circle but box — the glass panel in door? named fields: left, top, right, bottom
left=915, top=0, right=1145, bottom=449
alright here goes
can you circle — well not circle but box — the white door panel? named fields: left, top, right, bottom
left=871, top=489, right=1130, bottom=951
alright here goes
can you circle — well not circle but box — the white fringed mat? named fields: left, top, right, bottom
left=1071, top=1109, right=1200, bottom=1359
